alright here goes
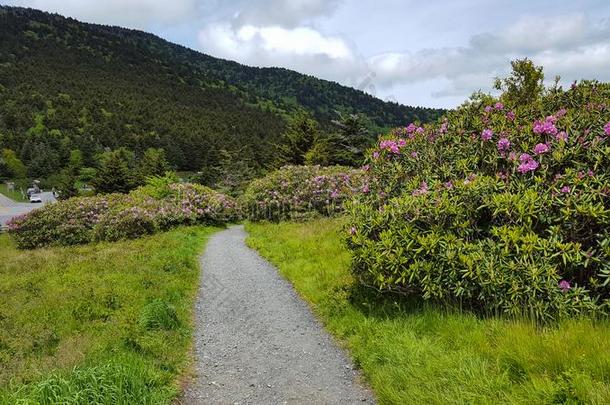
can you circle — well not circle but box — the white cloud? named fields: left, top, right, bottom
left=366, top=14, right=610, bottom=102
left=198, top=22, right=366, bottom=81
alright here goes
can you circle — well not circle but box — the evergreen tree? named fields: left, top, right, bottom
left=137, top=148, right=170, bottom=184
left=276, top=112, right=318, bottom=166
left=92, top=150, right=133, bottom=194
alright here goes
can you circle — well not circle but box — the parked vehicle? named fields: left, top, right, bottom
left=29, top=193, right=42, bottom=203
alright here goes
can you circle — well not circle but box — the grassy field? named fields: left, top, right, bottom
left=0, top=226, right=217, bottom=403
left=246, top=218, right=610, bottom=404
left=0, top=183, right=27, bottom=202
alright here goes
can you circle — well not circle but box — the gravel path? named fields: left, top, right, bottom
left=181, top=225, right=374, bottom=404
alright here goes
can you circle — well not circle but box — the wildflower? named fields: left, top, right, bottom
left=560, top=186, right=571, bottom=194
left=555, top=131, right=568, bottom=142
left=362, top=184, right=370, bottom=193
left=517, top=153, right=539, bottom=174
left=349, top=226, right=356, bottom=235
left=484, top=105, right=493, bottom=113
left=412, top=182, right=429, bottom=196
left=587, top=169, right=594, bottom=177
left=533, top=116, right=558, bottom=136
left=411, top=151, right=418, bottom=158
left=506, top=111, right=515, bottom=121
left=497, top=137, right=510, bottom=152
left=494, top=102, right=504, bottom=110
left=416, top=126, right=425, bottom=134
left=361, top=164, right=370, bottom=172
left=556, top=108, right=567, bottom=117
left=439, top=121, right=448, bottom=134
left=481, top=129, right=493, bottom=141
left=604, top=122, right=610, bottom=136
left=406, top=123, right=417, bottom=133
left=559, top=280, right=571, bottom=292
left=533, top=143, right=550, bottom=155
left=372, top=151, right=380, bottom=159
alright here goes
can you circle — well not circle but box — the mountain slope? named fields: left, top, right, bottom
left=0, top=6, right=442, bottom=178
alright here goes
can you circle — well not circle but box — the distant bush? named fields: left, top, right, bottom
left=242, top=165, right=368, bottom=221
left=8, top=177, right=238, bottom=248
left=347, top=76, right=610, bottom=321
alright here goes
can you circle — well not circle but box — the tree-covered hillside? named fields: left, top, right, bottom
left=0, top=6, right=442, bottom=182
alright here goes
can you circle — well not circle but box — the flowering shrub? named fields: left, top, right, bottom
left=242, top=165, right=368, bottom=221
left=8, top=179, right=238, bottom=248
left=347, top=80, right=610, bottom=320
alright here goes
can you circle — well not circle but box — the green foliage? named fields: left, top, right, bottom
left=242, top=165, right=368, bottom=221
left=246, top=218, right=610, bottom=404
left=139, top=299, right=180, bottom=331
left=494, top=58, right=545, bottom=106
left=0, top=6, right=442, bottom=183
left=92, top=149, right=135, bottom=194
left=347, top=63, right=610, bottom=320
left=0, top=226, right=217, bottom=403
left=137, top=148, right=171, bottom=185
left=7, top=180, right=238, bottom=248
left=0, top=148, right=26, bottom=179
left=276, top=112, right=319, bottom=166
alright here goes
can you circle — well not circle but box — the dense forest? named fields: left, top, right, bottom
left=0, top=6, right=443, bottom=192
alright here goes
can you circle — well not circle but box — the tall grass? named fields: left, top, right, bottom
left=246, top=218, right=610, bottom=404
left=0, top=226, right=217, bottom=403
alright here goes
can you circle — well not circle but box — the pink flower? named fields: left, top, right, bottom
left=497, top=137, right=511, bottom=152
left=362, top=184, right=370, bottom=193
left=406, top=123, right=417, bottom=133
left=444, top=181, right=453, bottom=189
left=416, top=126, right=425, bottom=134
left=533, top=116, right=558, bottom=136
left=439, top=122, right=448, bottom=134
left=556, top=108, right=567, bottom=117
left=494, top=102, right=504, bottom=110
left=517, top=153, right=539, bottom=174
left=604, top=122, right=610, bottom=136
left=349, top=226, right=357, bottom=235
left=410, top=151, right=418, bottom=158
left=372, top=151, right=380, bottom=159
left=481, top=129, right=493, bottom=141
left=559, top=280, right=571, bottom=292
left=506, top=111, right=515, bottom=121
left=484, top=105, right=493, bottom=113
left=560, top=186, right=571, bottom=194
left=555, top=131, right=568, bottom=142
left=361, top=164, right=370, bottom=172
left=533, top=143, right=550, bottom=155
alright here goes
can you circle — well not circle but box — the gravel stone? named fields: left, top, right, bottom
left=181, top=225, right=374, bottom=404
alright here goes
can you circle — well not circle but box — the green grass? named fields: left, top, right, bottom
left=0, top=226, right=217, bottom=404
left=246, top=218, right=610, bottom=404
left=0, top=183, right=27, bottom=202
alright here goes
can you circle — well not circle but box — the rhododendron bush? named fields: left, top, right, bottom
left=243, top=165, right=368, bottom=221
left=347, top=79, right=610, bottom=320
left=8, top=179, right=238, bottom=249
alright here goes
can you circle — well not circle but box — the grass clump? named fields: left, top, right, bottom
left=0, top=226, right=217, bottom=403
left=246, top=218, right=610, bottom=404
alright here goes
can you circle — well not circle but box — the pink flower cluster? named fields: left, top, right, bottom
left=604, top=122, right=610, bottom=136
left=533, top=116, right=558, bottom=136
left=481, top=129, right=493, bottom=141
left=497, top=137, right=510, bottom=152
left=517, top=153, right=539, bottom=174
left=533, top=143, right=550, bottom=155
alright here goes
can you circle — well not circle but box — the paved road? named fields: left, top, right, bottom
left=182, top=225, right=374, bottom=404
left=0, top=192, right=55, bottom=229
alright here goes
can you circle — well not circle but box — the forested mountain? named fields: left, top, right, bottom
left=0, top=6, right=443, bottom=182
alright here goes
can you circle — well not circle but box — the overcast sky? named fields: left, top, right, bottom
left=5, top=0, right=610, bottom=108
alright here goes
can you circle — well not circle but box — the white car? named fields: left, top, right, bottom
left=29, top=194, right=43, bottom=203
